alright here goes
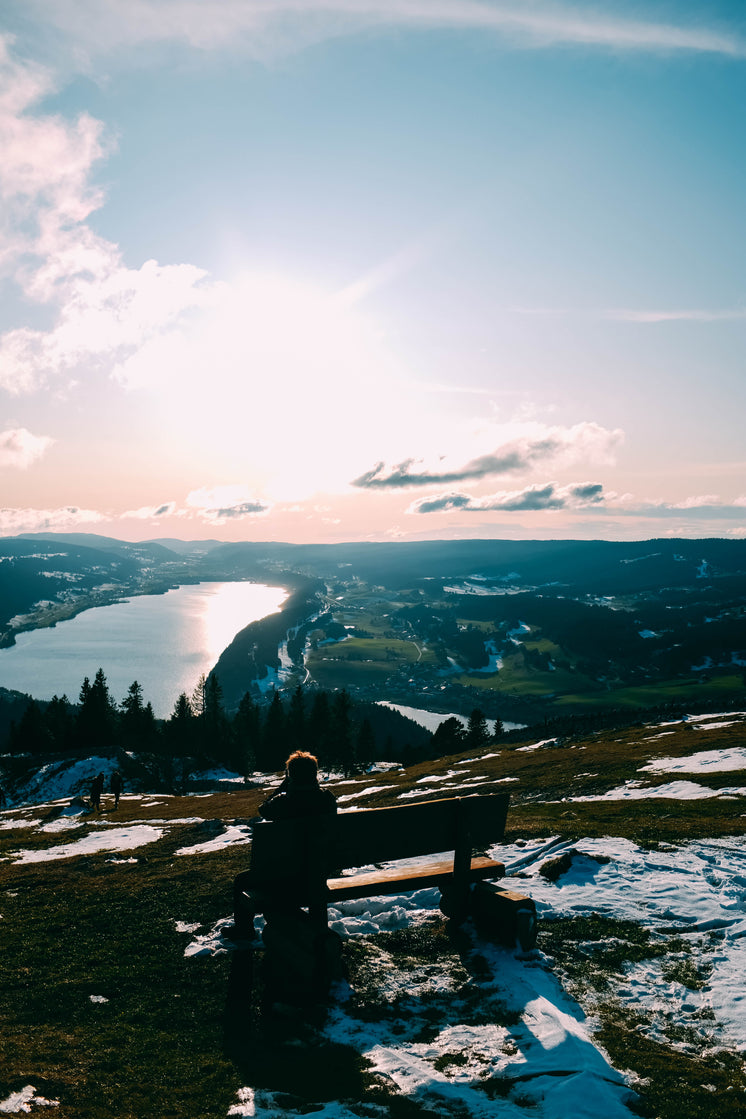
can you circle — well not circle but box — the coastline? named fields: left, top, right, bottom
left=0, top=576, right=198, bottom=650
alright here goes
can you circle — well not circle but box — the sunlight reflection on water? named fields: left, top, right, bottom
left=0, top=582, right=286, bottom=716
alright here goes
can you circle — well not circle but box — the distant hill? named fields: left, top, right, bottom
left=2, top=532, right=745, bottom=721
left=17, top=532, right=181, bottom=562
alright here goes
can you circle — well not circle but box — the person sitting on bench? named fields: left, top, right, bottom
left=258, top=750, right=337, bottom=822
left=228, top=751, right=337, bottom=938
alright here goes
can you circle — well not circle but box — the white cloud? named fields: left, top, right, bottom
left=587, top=494, right=746, bottom=520
left=120, top=502, right=178, bottom=520
left=0, top=505, right=105, bottom=534
left=0, top=427, right=54, bottom=468
left=185, top=485, right=270, bottom=523
left=14, top=0, right=746, bottom=60
left=511, top=305, right=746, bottom=324
left=0, top=36, right=218, bottom=396
left=353, top=421, right=623, bottom=490
left=606, top=308, right=746, bottom=324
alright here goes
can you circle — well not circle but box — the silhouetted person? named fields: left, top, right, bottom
left=259, top=750, right=337, bottom=822
left=110, top=771, right=123, bottom=809
left=90, top=771, right=104, bottom=811
left=230, top=751, right=337, bottom=938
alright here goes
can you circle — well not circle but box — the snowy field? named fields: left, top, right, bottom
left=1, top=710, right=745, bottom=1117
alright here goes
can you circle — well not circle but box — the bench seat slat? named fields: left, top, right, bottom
left=327, top=856, right=504, bottom=901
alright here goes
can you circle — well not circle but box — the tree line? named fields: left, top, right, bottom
left=6, top=670, right=500, bottom=778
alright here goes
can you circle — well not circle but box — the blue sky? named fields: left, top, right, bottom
left=1, top=0, right=745, bottom=543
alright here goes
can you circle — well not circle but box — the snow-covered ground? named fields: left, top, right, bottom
left=2, top=709, right=746, bottom=1117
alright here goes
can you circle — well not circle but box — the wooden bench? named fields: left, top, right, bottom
left=234, top=791, right=536, bottom=948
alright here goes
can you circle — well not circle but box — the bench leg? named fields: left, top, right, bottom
left=230, top=870, right=258, bottom=938
left=470, top=881, right=538, bottom=950
left=262, top=908, right=344, bottom=1004
left=439, top=882, right=471, bottom=924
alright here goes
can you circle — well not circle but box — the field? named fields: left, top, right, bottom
left=300, top=582, right=746, bottom=721
left=2, top=712, right=746, bottom=1117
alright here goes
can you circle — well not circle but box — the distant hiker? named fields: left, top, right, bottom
left=90, top=771, right=104, bottom=811
left=110, top=771, right=123, bottom=809
left=230, top=751, right=337, bottom=938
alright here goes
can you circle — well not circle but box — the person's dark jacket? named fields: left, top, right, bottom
left=259, top=784, right=337, bottom=821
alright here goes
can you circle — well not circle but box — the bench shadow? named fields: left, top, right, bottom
left=222, top=945, right=372, bottom=1109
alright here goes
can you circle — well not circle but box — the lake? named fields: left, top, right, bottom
left=0, top=582, right=287, bottom=717
left=378, top=702, right=526, bottom=734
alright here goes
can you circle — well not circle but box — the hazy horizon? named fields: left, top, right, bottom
left=1, top=1, right=745, bottom=546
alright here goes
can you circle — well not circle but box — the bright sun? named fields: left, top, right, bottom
left=123, top=270, right=418, bottom=502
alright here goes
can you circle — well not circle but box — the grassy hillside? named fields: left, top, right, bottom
left=2, top=713, right=746, bottom=1117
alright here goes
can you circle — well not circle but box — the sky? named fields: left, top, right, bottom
left=1, top=0, right=745, bottom=545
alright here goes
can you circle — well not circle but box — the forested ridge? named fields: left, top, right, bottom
left=2, top=668, right=450, bottom=783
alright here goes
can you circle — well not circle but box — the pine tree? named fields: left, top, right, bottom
left=191, top=674, right=208, bottom=718
left=286, top=684, right=306, bottom=754
left=10, top=699, right=53, bottom=755
left=204, top=674, right=231, bottom=764
left=44, top=694, right=74, bottom=752
left=165, top=693, right=195, bottom=757
left=465, top=707, right=491, bottom=751
left=259, top=690, right=286, bottom=773
left=330, top=689, right=354, bottom=775
left=121, top=681, right=160, bottom=751
left=77, top=669, right=118, bottom=750
left=307, top=690, right=331, bottom=765
left=232, top=692, right=260, bottom=776
left=431, top=716, right=467, bottom=758
left=355, top=717, right=376, bottom=772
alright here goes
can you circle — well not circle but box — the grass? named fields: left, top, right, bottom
left=555, top=673, right=746, bottom=710
left=2, top=712, right=746, bottom=1117
left=306, top=635, right=436, bottom=689
left=0, top=855, right=239, bottom=1118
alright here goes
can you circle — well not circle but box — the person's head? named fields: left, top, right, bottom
left=285, top=751, right=319, bottom=788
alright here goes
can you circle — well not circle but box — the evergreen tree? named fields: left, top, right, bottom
left=121, top=681, right=160, bottom=751
left=232, top=691, right=260, bottom=776
left=165, top=692, right=195, bottom=757
left=44, top=694, right=74, bottom=752
left=203, top=674, right=231, bottom=764
left=307, top=690, right=330, bottom=764
left=10, top=699, right=53, bottom=755
left=431, top=716, right=467, bottom=758
left=77, top=669, right=118, bottom=750
left=355, top=717, right=376, bottom=772
left=259, top=690, right=286, bottom=773
left=191, top=674, right=208, bottom=718
left=465, top=708, right=491, bottom=752
left=286, top=684, right=306, bottom=754
left=330, top=689, right=354, bottom=775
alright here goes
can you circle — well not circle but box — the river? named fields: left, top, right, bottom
left=0, top=582, right=287, bottom=717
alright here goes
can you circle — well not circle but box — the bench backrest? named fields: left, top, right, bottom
left=249, top=793, right=510, bottom=882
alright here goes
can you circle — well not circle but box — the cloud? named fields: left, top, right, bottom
left=352, top=422, right=622, bottom=490
left=408, top=481, right=606, bottom=514
left=120, top=502, right=178, bottom=520
left=185, top=485, right=270, bottom=523
left=0, top=37, right=217, bottom=395
left=608, top=308, right=746, bottom=324
left=0, top=427, right=54, bottom=468
left=14, top=1, right=746, bottom=61
left=511, top=305, right=746, bottom=324
left=614, top=495, right=746, bottom=519
left=0, top=505, right=105, bottom=534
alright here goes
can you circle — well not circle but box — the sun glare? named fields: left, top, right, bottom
left=129, top=269, right=417, bottom=501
